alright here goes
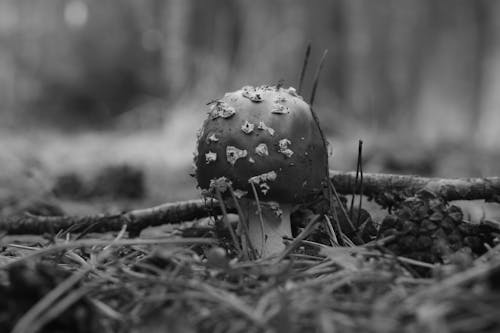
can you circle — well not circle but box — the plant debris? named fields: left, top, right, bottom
left=1, top=188, right=499, bottom=332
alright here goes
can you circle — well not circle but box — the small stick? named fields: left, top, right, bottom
left=357, top=140, right=364, bottom=227
left=298, top=43, right=311, bottom=94
left=349, top=141, right=362, bottom=220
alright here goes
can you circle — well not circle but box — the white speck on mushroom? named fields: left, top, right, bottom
left=208, top=103, right=218, bottom=116
left=196, top=126, right=204, bottom=140
left=189, top=162, right=197, bottom=178
left=242, top=86, right=263, bottom=102
left=278, top=139, right=294, bottom=158
left=248, top=157, right=255, bottom=163
left=259, top=183, right=270, bottom=195
left=268, top=202, right=283, bottom=217
left=255, top=143, right=269, bottom=156
left=200, top=189, right=211, bottom=197
left=233, top=189, right=248, bottom=198
left=210, top=101, right=236, bottom=119
left=208, top=176, right=232, bottom=194
left=248, top=171, right=277, bottom=184
left=271, top=103, right=290, bottom=114
left=257, top=121, right=275, bottom=136
left=287, top=87, right=301, bottom=98
left=226, top=146, right=248, bottom=165
left=205, top=151, right=217, bottom=164
left=273, top=95, right=287, bottom=104
left=241, top=120, right=255, bottom=134
left=208, top=134, right=219, bottom=142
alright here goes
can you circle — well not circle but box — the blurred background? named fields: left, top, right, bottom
left=1, top=0, right=500, bottom=216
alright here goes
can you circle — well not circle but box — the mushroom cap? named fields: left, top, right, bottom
left=195, top=85, right=328, bottom=203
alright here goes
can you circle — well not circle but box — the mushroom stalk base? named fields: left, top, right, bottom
left=239, top=199, right=292, bottom=258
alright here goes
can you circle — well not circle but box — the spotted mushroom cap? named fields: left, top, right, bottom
left=194, top=85, right=328, bottom=203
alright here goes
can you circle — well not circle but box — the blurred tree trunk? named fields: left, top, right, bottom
left=234, top=0, right=307, bottom=86
left=414, top=0, right=484, bottom=146
left=341, top=0, right=431, bottom=134
left=188, top=0, right=242, bottom=94
left=0, top=1, right=20, bottom=125
left=476, top=1, right=500, bottom=150
left=160, top=0, right=191, bottom=97
left=386, top=0, right=433, bottom=133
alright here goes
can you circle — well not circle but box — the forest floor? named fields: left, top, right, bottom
left=1, top=129, right=500, bottom=332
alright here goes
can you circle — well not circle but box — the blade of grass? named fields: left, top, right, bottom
left=323, top=215, right=340, bottom=246
left=277, top=214, right=322, bottom=261
left=309, top=49, right=328, bottom=107
left=298, top=42, right=311, bottom=94
left=349, top=141, right=361, bottom=220
left=356, top=140, right=364, bottom=227
left=249, top=182, right=266, bottom=257
left=306, top=50, right=344, bottom=246
left=29, top=286, right=91, bottom=333
left=215, top=189, right=242, bottom=256
left=228, top=184, right=256, bottom=260
left=328, top=180, right=361, bottom=243
left=2, top=238, right=216, bottom=269
left=11, top=267, right=92, bottom=333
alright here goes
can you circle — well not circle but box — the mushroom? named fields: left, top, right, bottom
left=194, top=85, right=328, bottom=258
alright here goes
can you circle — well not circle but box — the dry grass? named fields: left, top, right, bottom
left=1, top=222, right=499, bottom=333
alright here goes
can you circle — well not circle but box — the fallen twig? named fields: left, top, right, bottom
left=0, top=200, right=222, bottom=236
left=329, top=170, right=500, bottom=202
left=1, top=171, right=499, bottom=235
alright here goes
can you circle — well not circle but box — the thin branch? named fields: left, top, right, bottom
left=329, top=171, right=500, bottom=202
left=0, top=199, right=221, bottom=236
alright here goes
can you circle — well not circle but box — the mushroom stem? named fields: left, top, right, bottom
left=239, top=199, right=292, bottom=258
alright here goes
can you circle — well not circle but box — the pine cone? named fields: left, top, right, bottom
left=378, top=196, right=498, bottom=263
